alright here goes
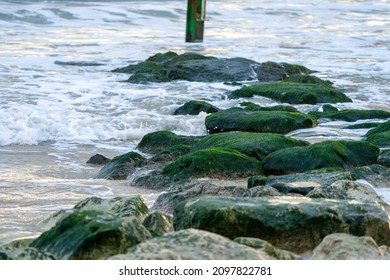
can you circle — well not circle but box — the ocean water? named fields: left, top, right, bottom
left=0, top=0, right=389, bottom=244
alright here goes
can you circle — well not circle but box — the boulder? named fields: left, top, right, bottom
left=282, top=74, right=333, bottom=85
left=113, top=51, right=312, bottom=83
left=239, top=101, right=299, bottom=112
left=86, top=154, right=111, bottom=165
left=30, top=210, right=151, bottom=260
left=142, top=211, right=174, bottom=237
left=353, top=164, right=390, bottom=188
left=364, top=121, right=390, bottom=147
left=0, top=238, right=54, bottom=260
left=162, top=147, right=263, bottom=180
left=173, top=196, right=390, bottom=253
left=262, top=140, right=379, bottom=175
left=229, top=82, right=351, bottom=104
left=109, top=229, right=271, bottom=260
left=311, top=233, right=390, bottom=260
left=248, top=169, right=354, bottom=191
left=174, top=100, right=219, bottom=115
left=378, top=150, right=390, bottom=167
left=96, top=152, right=148, bottom=180
left=205, top=108, right=317, bottom=134
left=193, top=132, right=308, bottom=161
left=309, top=107, right=390, bottom=122
left=345, top=122, right=381, bottom=129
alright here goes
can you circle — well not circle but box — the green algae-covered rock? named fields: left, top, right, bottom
left=229, top=82, right=351, bottom=104
left=86, top=154, right=111, bottom=165
left=174, top=100, right=219, bottom=115
left=311, top=233, right=390, bottom=260
left=364, top=120, right=390, bottom=147
left=205, top=108, right=317, bottom=134
left=173, top=196, right=390, bottom=253
left=262, top=140, right=379, bottom=175
left=346, top=122, right=381, bottom=129
left=30, top=210, right=151, bottom=260
left=193, top=132, right=308, bottom=161
left=113, top=52, right=312, bottom=83
left=142, top=211, right=174, bottom=237
left=309, top=108, right=390, bottom=122
left=96, top=151, right=147, bottom=180
left=282, top=74, right=333, bottom=86
left=136, top=130, right=199, bottom=155
left=162, top=147, right=262, bottom=180
left=0, top=238, right=54, bottom=260
left=109, top=229, right=270, bottom=260
left=239, top=101, right=299, bottom=112
left=378, top=150, right=390, bottom=167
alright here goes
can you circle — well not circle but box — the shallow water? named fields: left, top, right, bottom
left=1, top=0, right=390, bottom=243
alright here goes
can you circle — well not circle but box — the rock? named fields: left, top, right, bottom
left=248, top=169, right=354, bottom=191
left=364, top=121, right=390, bottom=147
left=262, top=140, right=379, bottom=175
left=73, top=195, right=150, bottom=220
left=173, top=196, right=390, bottom=253
left=353, top=164, right=390, bottom=188
left=109, top=229, right=271, bottom=260
left=378, top=150, right=390, bottom=167
left=113, top=51, right=312, bottom=83
left=345, top=122, right=381, bottom=129
left=193, top=131, right=308, bottom=161
left=239, top=101, right=299, bottom=112
left=96, top=151, right=148, bottom=180
left=162, top=147, right=263, bottom=180
left=0, top=238, right=54, bottom=260
left=174, top=100, right=219, bottom=115
left=205, top=108, right=317, bottom=134
left=306, top=180, right=385, bottom=205
left=30, top=210, right=151, bottom=260
left=142, top=211, right=174, bottom=237
left=309, top=108, right=390, bottom=122
left=229, top=82, right=351, bottom=104
left=234, top=237, right=302, bottom=260
left=322, top=104, right=339, bottom=112
left=86, top=154, right=111, bottom=165
left=311, top=233, right=390, bottom=260
left=282, top=74, right=333, bottom=86
left=136, top=130, right=200, bottom=155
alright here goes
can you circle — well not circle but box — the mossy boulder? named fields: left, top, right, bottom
left=0, top=238, right=54, bottom=260
left=142, top=211, right=174, bottom=237
left=239, top=101, right=299, bottom=112
left=353, top=164, right=390, bottom=189
left=162, top=147, right=262, bottom=180
left=365, top=120, right=390, bottom=147
left=113, top=51, right=313, bottom=83
left=86, top=154, right=111, bottom=165
left=205, top=108, right=317, bottom=134
left=96, top=152, right=148, bottom=180
left=229, top=82, right=351, bottom=104
left=309, top=107, right=390, bottom=122
left=173, top=196, right=390, bottom=253
left=262, top=140, right=379, bottom=175
left=282, top=74, right=333, bottom=86
left=30, top=210, right=152, bottom=260
left=136, top=130, right=199, bottom=155
left=346, top=122, right=381, bottom=129
left=174, top=100, right=219, bottom=115
left=193, top=132, right=308, bottom=161
left=110, top=229, right=270, bottom=260
left=378, top=150, right=390, bottom=167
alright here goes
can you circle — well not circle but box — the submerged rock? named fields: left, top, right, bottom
left=86, top=154, right=111, bottom=165
left=173, top=196, right=390, bottom=253
left=311, top=233, right=390, bottom=260
left=262, top=140, right=379, bottom=175
left=229, top=82, right=351, bottom=104
left=205, top=108, right=317, bottom=134
left=113, top=51, right=312, bottom=83
left=174, top=100, right=219, bottom=115
left=109, top=229, right=270, bottom=260
left=309, top=107, right=390, bottom=122
left=162, top=147, right=262, bottom=180
left=96, top=151, right=148, bottom=180
left=30, top=210, right=151, bottom=260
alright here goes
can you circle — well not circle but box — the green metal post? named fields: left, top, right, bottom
left=186, top=0, right=206, bottom=42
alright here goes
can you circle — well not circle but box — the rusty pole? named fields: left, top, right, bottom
left=185, top=0, right=206, bottom=42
